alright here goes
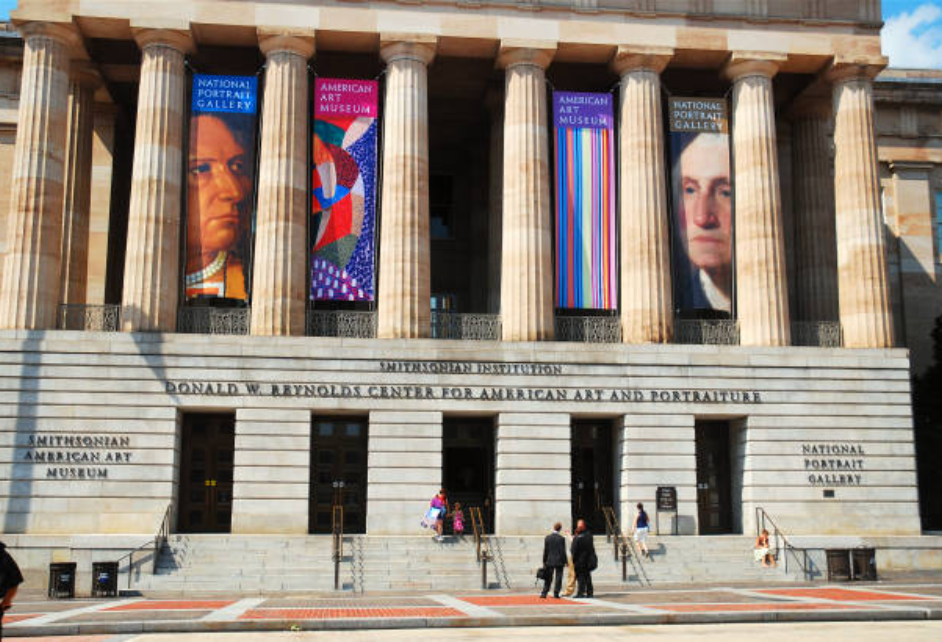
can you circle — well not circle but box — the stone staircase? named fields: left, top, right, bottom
left=127, top=533, right=802, bottom=594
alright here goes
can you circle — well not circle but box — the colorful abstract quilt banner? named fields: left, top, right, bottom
left=185, top=74, right=258, bottom=301
left=552, top=91, right=616, bottom=310
left=668, top=97, right=733, bottom=314
left=311, top=78, right=379, bottom=302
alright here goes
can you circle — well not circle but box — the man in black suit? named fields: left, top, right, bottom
left=570, top=519, right=597, bottom=598
left=540, top=522, right=567, bottom=599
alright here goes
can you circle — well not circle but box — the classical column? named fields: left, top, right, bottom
left=790, top=99, right=839, bottom=322
left=376, top=36, right=436, bottom=339
left=250, top=31, right=314, bottom=336
left=829, top=63, right=893, bottom=348
left=0, top=22, right=78, bottom=329
left=120, top=29, right=192, bottom=331
left=611, top=47, right=673, bottom=343
left=59, top=64, right=100, bottom=307
left=725, top=54, right=790, bottom=346
left=498, top=45, right=555, bottom=342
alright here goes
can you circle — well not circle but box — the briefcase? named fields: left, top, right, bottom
left=536, top=566, right=547, bottom=581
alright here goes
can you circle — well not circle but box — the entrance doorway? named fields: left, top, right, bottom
left=178, top=413, right=235, bottom=533
left=310, top=417, right=368, bottom=534
left=443, top=418, right=494, bottom=533
left=571, top=420, right=614, bottom=534
left=695, top=420, right=733, bottom=534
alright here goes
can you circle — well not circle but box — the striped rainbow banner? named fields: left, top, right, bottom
left=553, top=91, right=617, bottom=310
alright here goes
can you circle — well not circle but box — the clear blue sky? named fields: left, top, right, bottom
left=0, top=1, right=937, bottom=68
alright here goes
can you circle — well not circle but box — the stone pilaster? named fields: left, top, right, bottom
left=120, top=29, right=192, bottom=331
left=0, top=22, right=78, bottom=329
left=250, top=31, right=314, bottom=336
left=495, top=413, right=570, bottom=535
left=86, top=104, right=117, bottom=304
left=790, top=99, right=839, bottom=322
left=725, top=54, right=790, bottom=346
left=829, top=63, right=893, bottom=348
left=498, top=44, right=555, bottom=342
left=612, top=47, right=673, bottom=344
left=59, top=64, right=100, bottom=307
left=376, top=36, right=436, bottom=339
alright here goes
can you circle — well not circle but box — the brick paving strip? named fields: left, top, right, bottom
left=6, top=584, right=942, bottom=636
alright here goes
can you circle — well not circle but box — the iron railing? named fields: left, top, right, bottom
left=791, top=321, right=843, bottom=347
left=116, top=503, right=172, bottom=589
left=602, top=506, right=650, bottom=586
left=554, top=315, right=622, bottom=343
left=177, top=307, right=250, bottom=335
left=57, top=304, right=120, bottom=331
left=431, top=312, right=501, bottom=340
left=674, top=319, right=740, bottom=345
left=470, top=506, right=492, bottom=589
left=306, top=310, right=377, bottom=338
left=756, top=506, right=812, bottom=580
left=332, top=504, right=344, bottom=590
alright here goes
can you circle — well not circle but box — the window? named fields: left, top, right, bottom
left=430, top=174, right=454, bottom=239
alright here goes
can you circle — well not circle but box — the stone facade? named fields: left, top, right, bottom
left=0, top=0, right=938, bottom=578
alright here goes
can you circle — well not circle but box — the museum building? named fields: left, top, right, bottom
left=1, top=0, right=941, bottom=583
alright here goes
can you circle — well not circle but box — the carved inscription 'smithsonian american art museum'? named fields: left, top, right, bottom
left=1, top=0, right=942, bottom=589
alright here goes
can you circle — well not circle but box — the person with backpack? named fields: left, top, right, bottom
left=570, top=519, right=597, bottom=598
left=633, top=502, right=652, bottom=560
left=0, top=541, right=24, bottom=638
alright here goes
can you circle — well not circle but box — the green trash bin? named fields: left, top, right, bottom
left=852, top=548, right=877, bottom=581
left=826, top=549, right=851, bottom=582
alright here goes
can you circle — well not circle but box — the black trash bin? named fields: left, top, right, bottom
left=48, top=562, right=76, bottom=598
left=826, top=549, right=851, bottom=581
left=91, top=561, right=119, bottom=597
left=852, top=547, right=877, bottom=581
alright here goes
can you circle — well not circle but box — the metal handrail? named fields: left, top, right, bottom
left=756, top=507, right=811, bottom=580
left=602, top=506, right=650, bottom=585
left=470, top=506, right=491, bottom=589
left=332, top=505, right=344, bottom=590
left=115, top=503, right=172, bottom=590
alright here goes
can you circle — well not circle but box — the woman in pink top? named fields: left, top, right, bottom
left=430, top=489, right=449, bottom=542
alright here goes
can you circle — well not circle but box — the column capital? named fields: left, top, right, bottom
left=133, top=28, right=195, bottom=55
left=69, top=62, right=102, bottom=89
left=723, top=52, right=786, bottom=83
left=825, top=58, right=887, bottom=85
left=888, top=160, right=934, bottom=176
left=497, top=41, right=555, bottom=70
left=18, top=21, right=83, bottom=54
left=379, top=35, right=437, bottom=66
left=257, top=28, right=316, bottom=59
left=610, top=46, right=673, bottom=76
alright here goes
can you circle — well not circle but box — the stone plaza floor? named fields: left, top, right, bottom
left=4, top=580, right=942, bottom=637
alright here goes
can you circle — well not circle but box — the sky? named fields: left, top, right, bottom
left=0, top=1, right=938, bottom=69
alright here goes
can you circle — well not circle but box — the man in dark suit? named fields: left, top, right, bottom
left=570, top=519, right=597, bottom=598
left=540, top=522, right=567, bottom=599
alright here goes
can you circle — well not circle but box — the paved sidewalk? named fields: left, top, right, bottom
left=5, top=581, right=942, bottom=637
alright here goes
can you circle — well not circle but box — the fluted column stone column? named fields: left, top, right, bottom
left=612, top=47, right=673, bottom=343
left=829, top=62, right=893, bottom=348
left=725, top=54, right=790, bottom=346
left=790, top=99, right=839, bottom=322
left=498, top=45, right=555, bottom=342
left=250, top=31, right=314, bottom=336
left=376, top=36, right=436, bottom=339
left=0, top=22, right=79, bottom=329
left=59, top=64, right=100, bottom=307
left=120, top=29, right=192, bottom=331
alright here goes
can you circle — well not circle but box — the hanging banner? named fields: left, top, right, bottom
left=552, top=91, right=616, bottom=310
left=311, top=78, right=379, bottom=302
left=185, top=74, right=258, bottom=301
left=668, top=97, right=733, bottom=314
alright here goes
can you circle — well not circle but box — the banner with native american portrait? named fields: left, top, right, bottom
left=552, top=91, right=616, bottom=310
left=668, top=97, right=733, bottom=315
left=311, top=78, right=379, bottom=302
left=185, top=74, right=258, bottom=301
